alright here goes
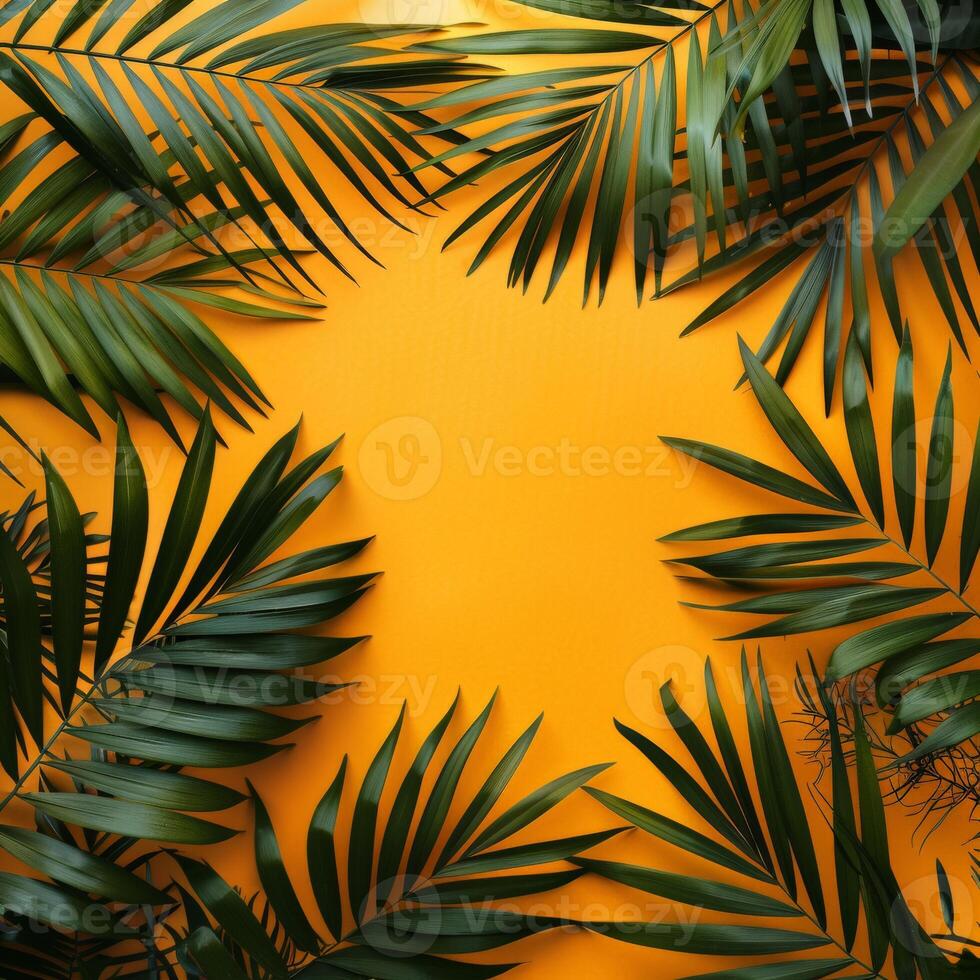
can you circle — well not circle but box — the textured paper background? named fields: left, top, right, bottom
left=0, top=4, right=977, bottom=971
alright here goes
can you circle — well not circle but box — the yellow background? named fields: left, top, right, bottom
left=1, top=4, right=978, bottom=975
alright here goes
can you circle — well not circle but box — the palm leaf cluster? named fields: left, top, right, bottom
left=0, top=0, right=486, bottom=437
left=577, top=651, right=976, bottom=977
left=0, top=413, right=375, bottom=977
left=175, top=694, right=616, bottom=978
left=410, top=0, right=979, bottom=400
left=661, top=338, right=980, bottom=769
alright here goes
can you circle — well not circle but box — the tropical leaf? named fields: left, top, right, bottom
left=409, top=0, right=978, bottom=404
left=178, top=696, right=615, bottom=977
left=576, top=652, right=968, bottom=976
left=0, top=413, right=374, bottom=972
left=0, top=0, right=487, bottom=436
left=661, top=339, right=980, bottom=763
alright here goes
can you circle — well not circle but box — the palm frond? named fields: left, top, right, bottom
left=0, top=412, right=374, bottom=969
left=674, top=51, right=980, bottom=413
left=0, top=0, right=488, bottom=436
left=406, top=2, right=719, bottom=305
left=177, top=695, right=616, bottom=978
left=408, top=0, right=978, bottom=403
left=661, top=337, right=980, bottom=763
left=576, top=651, right=971, bottom=977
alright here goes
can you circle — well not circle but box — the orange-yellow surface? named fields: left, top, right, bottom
left=0, top=2, right=978, bottom=976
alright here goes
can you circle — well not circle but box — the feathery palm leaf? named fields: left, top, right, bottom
left=675, top=47, right=980, bottom=413
left=0, top=412, right=374, bottom=972
left=577, top=651, right=976, bottom=977
left=661, top=337, right=980, bottom=762
left=177, top=694, right=617, bottom=978
left=0, top=0, right=487, bottom=436
left=410, top=0, right=978, bottom=405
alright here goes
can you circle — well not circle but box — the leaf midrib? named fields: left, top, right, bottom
left=0, top=40, right=340, bottom=92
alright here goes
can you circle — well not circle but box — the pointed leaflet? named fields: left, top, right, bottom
left=134, top=408, right=217, bottom=643
left=841, top=332, right=884, bottom=527
left=868, top=165, right=903, bottom=343
left=308, top=756, right=347, bottom=942
left=924, top=349, right=954, bottom=568
left=851, top=707, right=892, bottom=971
left=810, top=657, right=859, bottom=950
left=573, top=857, right=799, bottom=917
left=740, top=651, right=794, bottom=894
left=407, top=692, right=497, bottom=876
left=660, top=680, right=757, bottom=850
left=822, top=219, right=846, bottom=414
left=436, top=713, right=542, bottom=871
left=464, top=760, right=612, bottom=855
left=41, top=454, right=84, bottom=714
left=661, top=513, right=863, bottom=541
left=169, top=420, right=300, bottom=620
left=377, top=695, right=458, bottom=901
left=757, top=655, right=825, bottom=927
left=738, top=338, right=855, bottom=508
left=0, top=826, right=169, bottom=906
left=891, top=327, right=916, bottom=549
left=812, top=0, right=850, bottom=125
left=26, top=793, right=235, bottom=844
left=582, top=919, right=829, bottom=955
left=349, top=704, right=405, bottom=922
left=848, top=194, right=872, bottom=377
left=650, top=47, right=676, bottom=294
left=660, top=437, right=853, bottom=512
left=0, top=873, right=111, bottom=933
left=584, top=787, right=770, bottom=883
left=250, top=783, right=320, bottom=954
left=46, top=758, right=245, bottom=811
left=0, top=504, right=41, bottom=743
left=613, top=718, right=751, bottom=854
left=438, top=826, right=627, bottom=879
left=705, top=658, right=772, bottom=871
left=893, top=703, right=980, bottom=763
left=687, top=30, right=708, bottom=268
left=728, top=0, right=810, bottom=137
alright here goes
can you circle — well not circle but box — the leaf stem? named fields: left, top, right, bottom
left=0, top=651, right=135, bottom=815
left=858, top=517, right=980, bottom=621
left=794, top=899, right=889, bottom=979
left=0, top=40, right=336, bottom=92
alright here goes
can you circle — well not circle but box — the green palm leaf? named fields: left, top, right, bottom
left=178, top=697, right=615, bottom=977
left=0, top=0, right=486, bottom=436
left=408, top=0, right=977, bottom=404
left=662, top=340, right=980, bottom=768
left=576, top=653, right=965, bottom=975
left=0, top=413, right=374, bottom=972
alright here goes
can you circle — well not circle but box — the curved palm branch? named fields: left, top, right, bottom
left=0, top=0, right=488, bottom=436
left=576, top=652, right=976, bottom=977
left=405, top=0, right=720, bottom=305
left=408, top=0, right=978, bottom=403
left=175, top=695, right=617, bottom=978
left=660, top=336, right=980, bottom=763
left=0, top=412, right=374, bottom=974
